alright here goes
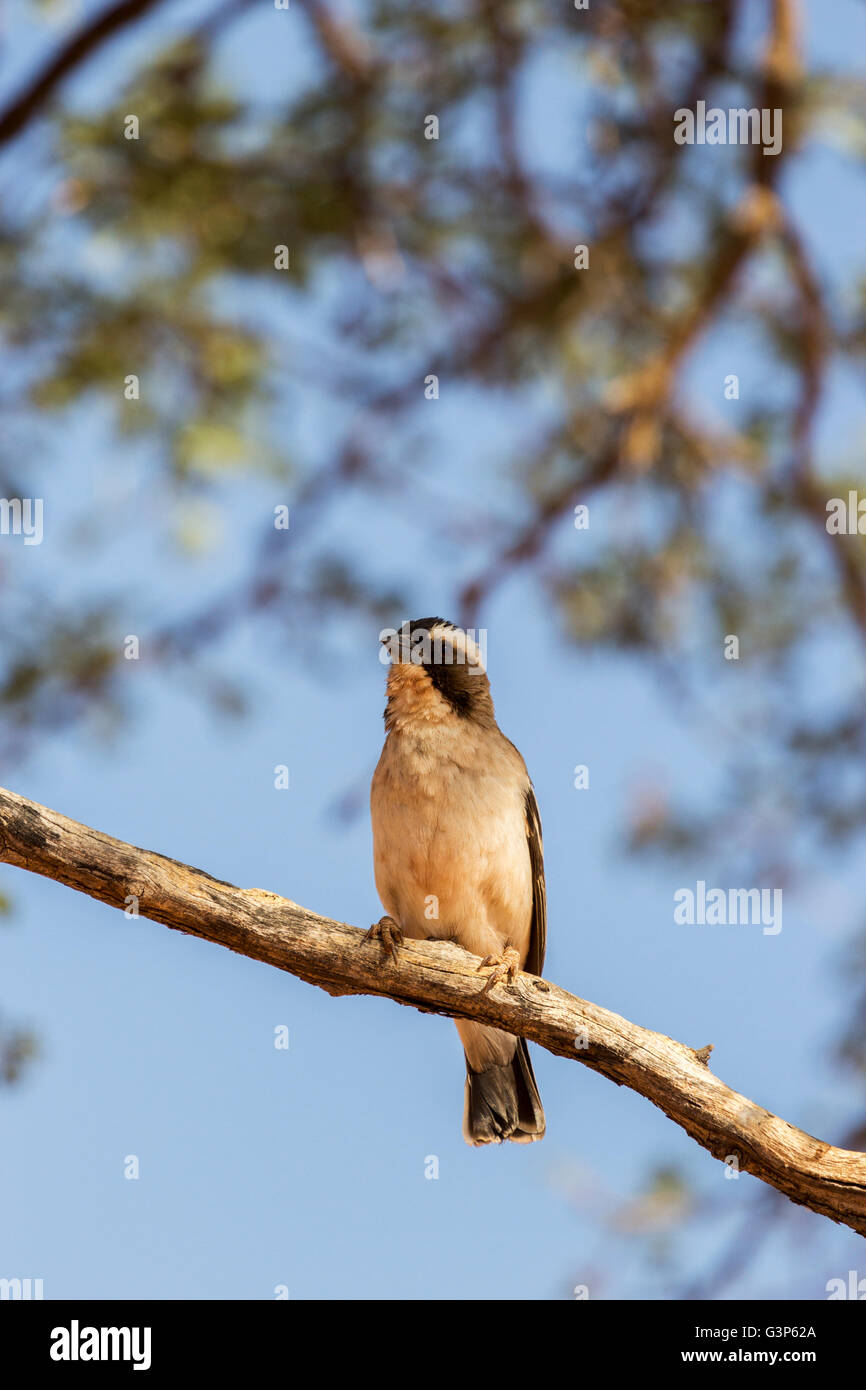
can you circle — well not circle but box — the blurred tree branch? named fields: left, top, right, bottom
left=1, top=781, right=865, bottom=1235
left=0, top=0, right=169, bottom=148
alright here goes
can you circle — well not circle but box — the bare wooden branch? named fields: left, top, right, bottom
left=0, top=783, right=864, bottom=1234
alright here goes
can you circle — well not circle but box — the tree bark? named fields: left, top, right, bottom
left=0, top=783, right=864, bottom=1235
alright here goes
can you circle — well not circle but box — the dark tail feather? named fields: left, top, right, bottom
left=463, top=1039, right=545, bottom=1145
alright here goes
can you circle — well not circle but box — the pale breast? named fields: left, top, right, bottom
left=370, top=723, right=533, bottom=961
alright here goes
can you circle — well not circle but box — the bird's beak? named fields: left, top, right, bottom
left=379, top=630, right=404, bottom=665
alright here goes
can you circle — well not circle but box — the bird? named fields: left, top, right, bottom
left=368, top=617, right=546, bottom=1145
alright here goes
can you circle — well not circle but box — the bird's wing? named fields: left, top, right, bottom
left=524, top=784, right=546, bottom=977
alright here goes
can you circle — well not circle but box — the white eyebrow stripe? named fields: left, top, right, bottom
left=427, top=624, right=485, bottom=668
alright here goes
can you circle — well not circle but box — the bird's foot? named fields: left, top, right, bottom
left=477, top=946, right=521, bottom=995
left=363, top=914, right=404, bottom=962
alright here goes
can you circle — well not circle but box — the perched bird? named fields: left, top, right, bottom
left=368, top=617, right=546, bottom=1145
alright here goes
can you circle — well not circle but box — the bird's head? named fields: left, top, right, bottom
left=379, top=618, right=493, bottom=729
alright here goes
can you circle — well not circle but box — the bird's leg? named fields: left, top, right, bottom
left=476, top=946, right=521, bottom=994
left=363, top=914, right=404, bottom=962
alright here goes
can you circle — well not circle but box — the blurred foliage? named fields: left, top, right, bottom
left=0, top=1016, right=38, bottom=1086
left=0, top=0, right=863, bottom=840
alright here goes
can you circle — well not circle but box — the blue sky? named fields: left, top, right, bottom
left=1, top=0, right=866, bottom=1300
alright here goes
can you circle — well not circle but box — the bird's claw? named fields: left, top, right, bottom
left=363, top=915, right=404, bottom=962
left=477, top=947, right=521, bottom=995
